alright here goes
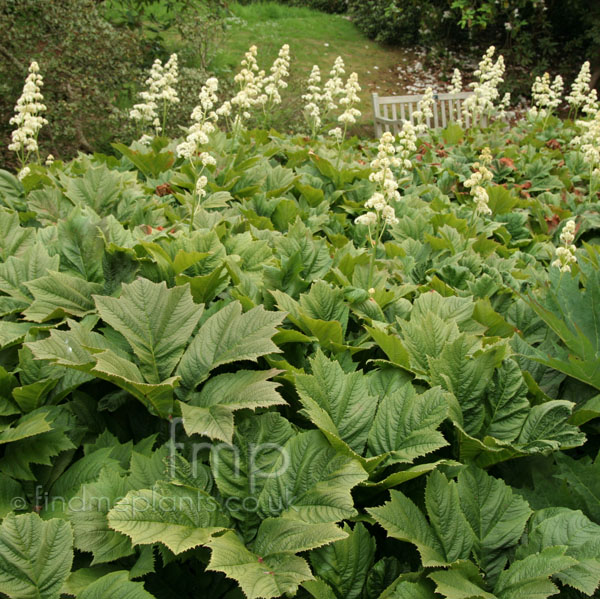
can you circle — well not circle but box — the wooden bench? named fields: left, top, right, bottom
left=372, top=91, right=484, bottom=136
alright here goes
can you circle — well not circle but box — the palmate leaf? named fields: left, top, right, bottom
left=68, top=468, right=136, bottom=565
left=429, top=560, right=496, bottom=599
left=399, top=311, right=461, bottom=375
left=0, top=407, right=76, bottom=480
left=516, top=400, right=585, bottom=452
left=368, top=471, right=473, bottom=567
left=0, top=243, right=59, bottom=303
left=26, top=318, right=108, bottom=370
left=309, top=523, right=375, bottom=599
left=208, top=518, right=347, bottom=599
left=180, top=368, right=286, bottom=443
left=257, top=430, right=367, bottom=523
left=554, top=452, right=600, bottom=524
left=0, top=207, right=34, bottom=260
left=516, top=508, right=600, bottom=595
left=211, top=413, right=295, bottom=515
left=425, top=471, right=474, bottom=565
left=107, top=481, right=230, bottom=554
left=0, top=513, right=73, bottom=599
left=481, top=360, right=529, bottom=442
left=295, top=351, right=377, bottom=454
left=457, top=467, right=532, bottom=582
left=429, top=334, right=500, bottom=435
left=77, top=570, right=156, bottom=599
left=23, top=271, right=103, bottom=322
left=177, top=301, right=285, bottom=393
left=90, top=349, right=179, bottom=419
left=207, top=531, right=314, bottom=599
left=94, top=279, right=203, bottom=384
left=368, top=489, right=446, bottom=567
left=367, top=384, right=449, bottom=464
left=494, top=546, right=576, bottom=599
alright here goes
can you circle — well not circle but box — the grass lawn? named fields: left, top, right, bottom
left=189, top=2, right=443, bottom=136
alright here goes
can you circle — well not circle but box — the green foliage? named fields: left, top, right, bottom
left=0, top=102, right=599, bottom=599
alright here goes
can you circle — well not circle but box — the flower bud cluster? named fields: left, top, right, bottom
left=449, top=68, right=462, bottom=94
left=530, top=72, right=563, bottom=116
left=571, top=111, right=600, bottom=174
left=412, top=87, right=435, bottom=134
left=261, top=44, right=290, bottom=107
left=464, top=155, right=494, bottom=216
left=566, top=61, right=599, bottom=115
left=9, top=61, right=48, bottom=160
left=355, top=131, right=401, bottom=227
left=230, top=45, right=265, bottom=129
left=463, top=46, right=506, bottom=123
left=551, top=219, right=577, bottom=272
left=338, top=72, right=361, bottom=126
left=130, top=54, right=180, bottom=134
left=177, top=77, right=219, bottom=160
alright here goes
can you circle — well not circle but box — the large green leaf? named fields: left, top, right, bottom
left=94, top=279, right=203, bottom=383
left=367, top=384, right=448, bottom=463
left=554, top=452, right=600, bottom=524
left=494, top=546, right=576, bottom=599
left=211, top=413, right=295, bottom=518
left=177, top=301, right=285, bottom=392
left=77, top=570, right=156, bottom=599
left=257, top=430, right=367, bottom=523
left=425, top=471, right=474, bottom=565
left=107, top=481, right=230, bottom=554
left=457, top=467, right=532, bottom=582
left=68, top=468, right=135, bottom=565
left=516, top=508, right=600, bottom=595
left=23, top=271, right=103, bottom=322
left=0, top=243, right=59, bottom=303
left=429, top=560, right=495, bottom=599
left=180, top=368, right=285, bottom=443
left=295, top=351, right=377, bottom=455
left=309, top=523, right=375, bottom=599
left=207, top=530, right=313, bottom=599
left=368, top=489, right=446, bottom=567
left=0, top=513, right=73, bottom=599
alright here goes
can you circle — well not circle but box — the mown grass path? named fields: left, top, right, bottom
left=212, top=3, right=446, bottom=134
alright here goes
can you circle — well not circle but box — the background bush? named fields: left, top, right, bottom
left=236, top=0, right=346, bottom=13
left=346, top=0, right=600, bottom=85
left=0, top=0, right=144, bottom=166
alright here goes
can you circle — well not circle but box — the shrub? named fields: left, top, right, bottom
left=0, top=0, right=143, bottom=165
left=237, top=0, right=347, bottom=14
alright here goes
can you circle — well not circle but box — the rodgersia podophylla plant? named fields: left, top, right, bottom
left=395, top=120, right=418, bottom=179
left=529, top=72, right=563, bottom=121
left=449, top=68, right=462, bottom=94
left=463, top=46, right=506, bottom=124
left=258, top=44, right=290, bottom=126
left=229, top=45, right=265, bottom=136
left=9, top=61, right=48, bottom=176
left=304, top=56, right=353, bottom=138
left=355, top=131, right=400, bottom=286
left=571, top=109, right=600, bottom=199
left=464, top=147, right=494, bottom=216
left=322, top=56, right=346, bottom=120
left=176, top=77, right=220, bottom=231
left=566, top=61, right=599, bottom=117
left=412, top=87, right=435, bottom=134
left=130, top=54, right=180, bottom=137
left=552, top=219, right=577, bottom=272
left=303, top=65, right=323, bottom=136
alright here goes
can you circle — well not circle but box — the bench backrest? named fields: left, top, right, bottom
left=372, top=91, right=485, bottom=136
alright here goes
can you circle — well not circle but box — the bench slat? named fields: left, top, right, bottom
left=372, top=91, right=487, bottom=136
